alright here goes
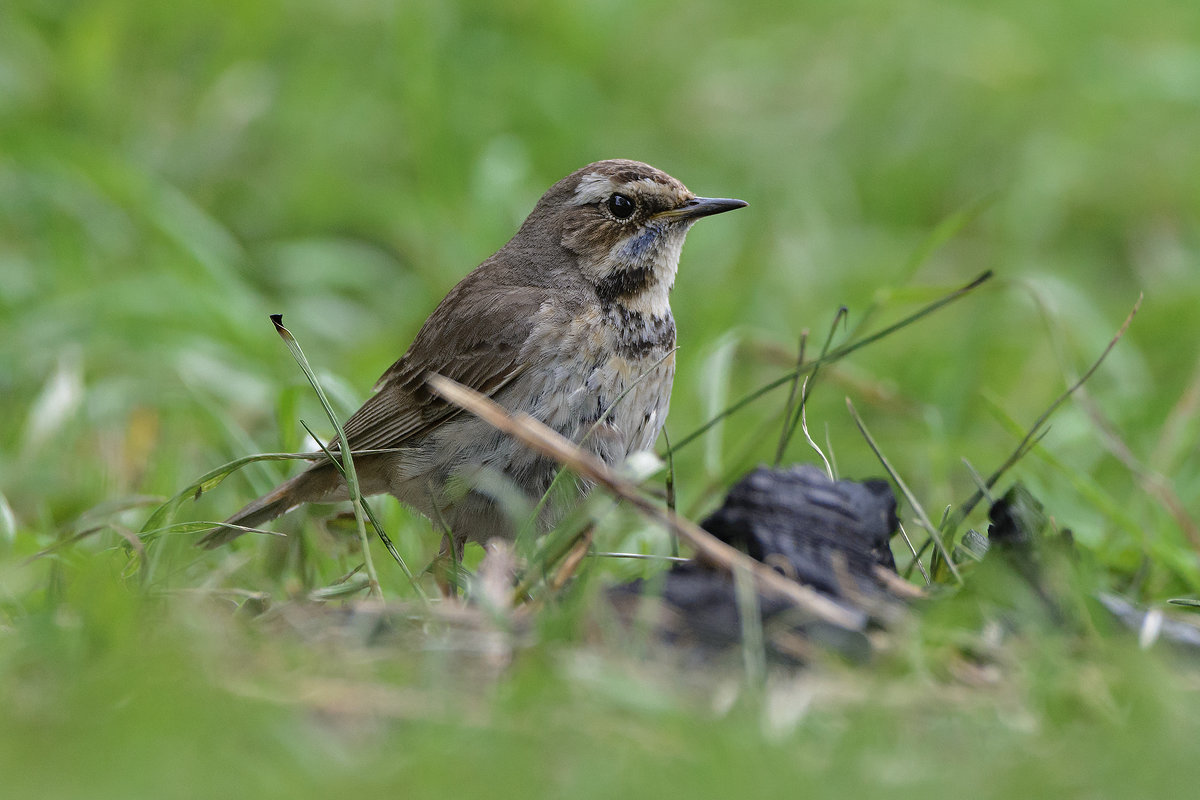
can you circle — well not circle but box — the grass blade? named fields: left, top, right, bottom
left=773, top=332, right=808, bottom=467
left=776, top=307, right=847, bottom=464
left=672, top=271, right=993, bottom=454
left=298, top=420, right=424, bottom=598
left=270, top=315, right=380, bottom=598
left=142, top=451, right=326, bottom=534
left=847, top=397, right=962, bottom=584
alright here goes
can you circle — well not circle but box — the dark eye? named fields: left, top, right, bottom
left=606, top=193, right=635, bottom=220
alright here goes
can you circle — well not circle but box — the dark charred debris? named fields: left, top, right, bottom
left=608, top=465, right=1200, bottom=664
left=609, top=465, right=903, bottom=663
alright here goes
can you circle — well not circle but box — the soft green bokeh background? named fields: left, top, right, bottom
left=3, top=0, right=1200, bottom=797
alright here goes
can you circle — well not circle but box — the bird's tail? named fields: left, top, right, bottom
left=197, top=466, right=342, bottom=549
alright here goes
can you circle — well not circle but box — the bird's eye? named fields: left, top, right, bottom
left=606, top=193, right=636, bottom=220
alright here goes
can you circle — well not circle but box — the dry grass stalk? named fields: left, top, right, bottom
left=427, top=374, right=867, bottom=630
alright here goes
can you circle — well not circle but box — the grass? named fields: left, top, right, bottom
left=4, top=0, right=1200, bottom=796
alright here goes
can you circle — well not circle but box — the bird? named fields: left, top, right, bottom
left=199, top=159, right=746, bottom=551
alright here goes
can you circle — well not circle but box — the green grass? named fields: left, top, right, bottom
left=4, top=0, right=1200, bottom=796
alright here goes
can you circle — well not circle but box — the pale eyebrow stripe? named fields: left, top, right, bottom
left=571, top=174, right=668, bottom=206
left=571, top=172, right=613, bottom=205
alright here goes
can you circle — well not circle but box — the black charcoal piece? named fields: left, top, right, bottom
left=616, top=464, right=904, bottom=662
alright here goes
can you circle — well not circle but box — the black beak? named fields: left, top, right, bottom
left=657, top=196, right=748, bottom=221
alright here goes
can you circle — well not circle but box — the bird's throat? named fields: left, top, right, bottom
left=590, top=224, right=686, bottom=317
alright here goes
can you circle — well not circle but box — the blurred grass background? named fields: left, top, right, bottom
left=3, top=0, right=1200, bottom=796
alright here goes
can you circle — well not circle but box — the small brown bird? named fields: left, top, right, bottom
left=200, top=159, right=745, bottom=550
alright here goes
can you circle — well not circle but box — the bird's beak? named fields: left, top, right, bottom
left=655, top=196, right=748, bottom=221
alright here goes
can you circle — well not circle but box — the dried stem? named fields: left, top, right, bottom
left=428, top=374, right=868, bottom=630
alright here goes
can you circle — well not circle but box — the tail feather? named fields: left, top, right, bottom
left=197, top=466, right=341, bottom=549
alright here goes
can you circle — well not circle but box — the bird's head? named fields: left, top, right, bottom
left=519, top=159, right=746, bottom=315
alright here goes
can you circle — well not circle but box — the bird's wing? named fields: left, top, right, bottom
left=333, top=277, right=544, bottom=454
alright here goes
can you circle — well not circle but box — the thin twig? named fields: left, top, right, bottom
left=428, top=374, right=868, bottom=630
